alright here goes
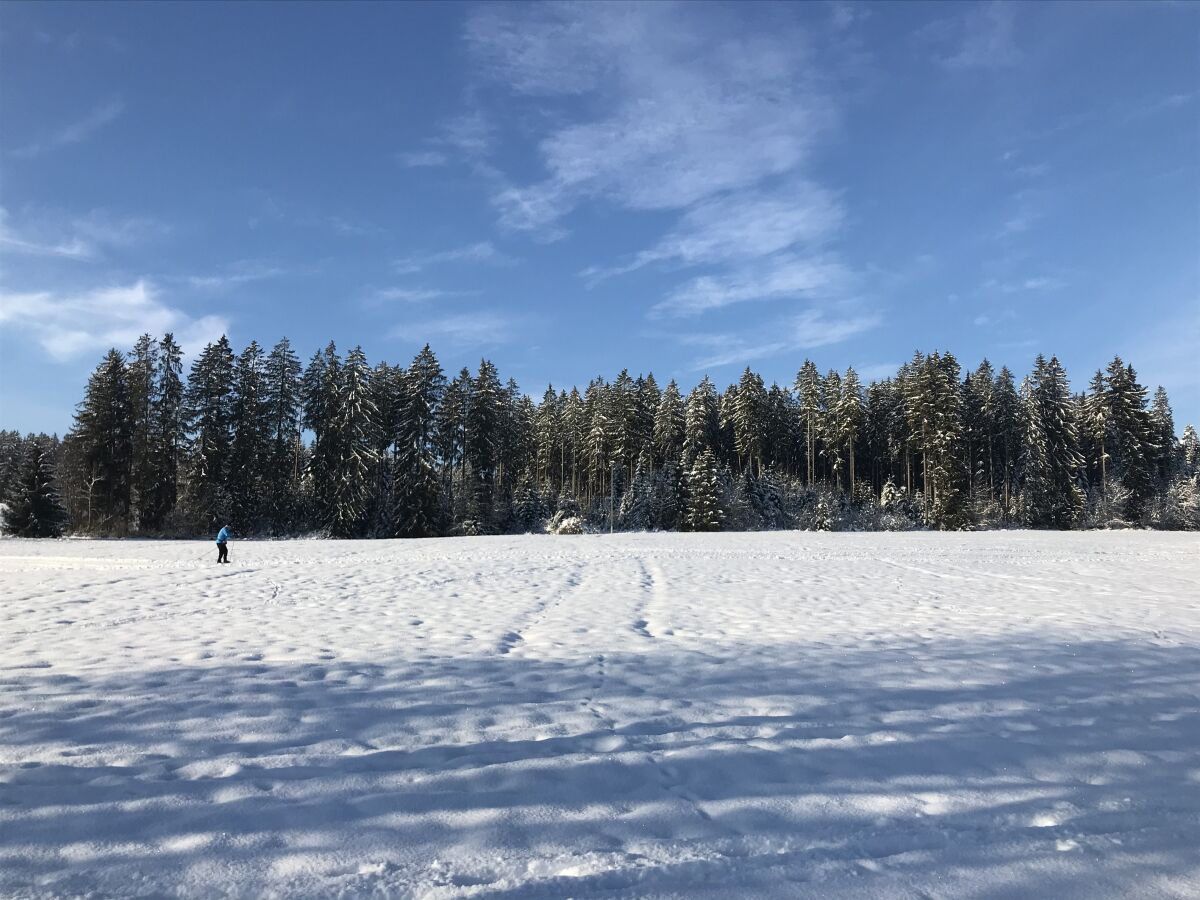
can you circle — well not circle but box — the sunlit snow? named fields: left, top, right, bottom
left=2, top=532, right=1198, bottom=898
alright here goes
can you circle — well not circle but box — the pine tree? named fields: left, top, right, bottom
left=1149, top=386, right=1178, bottom=487
left=228, top=340, right=271, bottom=531
left=393, top=345, right=445, bottom=537
left=837, top=367, right=865, bottom=498
left=464, top=360, right=503, bottom=530
left=126, top=334, right=159, bottom=531
left=263, top=338, right=303, bottom=532
left=69, top=349, right=134, bottom=534
left=684, top=448, right=723, bottom=532
left=183, top=336, right=237, bottom=529
left=3, top=439, right=66, bottom=537
left=993, top=366, right=1022, bottom=514
left=1022, top=355, right=1084, bottom=528
left=683, top=376, right=719, bottom=470
left=144, top=333, right=185, bottom=531
left=302, top=342, right=342, bottom=528
left=1103, top=358, right=1156, bottom=520
left=326, top=346, right=379, bottom=537
left=653, top=379, right=685, bottom=469
left=732, top=367, right=768, bottom=476
left=795, top=360, right=822, bottom=485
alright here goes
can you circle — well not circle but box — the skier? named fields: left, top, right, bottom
left=215, top=524, right=231, bottom=564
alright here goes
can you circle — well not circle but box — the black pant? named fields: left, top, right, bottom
left=217, top=543, right=229, bottom=563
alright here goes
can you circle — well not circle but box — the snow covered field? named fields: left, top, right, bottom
left=2, top=532, right=1199, bottom=899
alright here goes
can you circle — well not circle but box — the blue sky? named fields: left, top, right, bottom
left=1, top=0, right=1197, bottom=435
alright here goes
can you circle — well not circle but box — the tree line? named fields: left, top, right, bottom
left=3, top=334, right=1198, bottom=538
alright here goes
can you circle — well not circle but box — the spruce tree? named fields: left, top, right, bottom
left=126, top=334, right=159, bottom=531
left=263, top=338, right=303, bottom=532
left=183, top=336, right=236, bottom=529
left=145, top=333, right=185, bottom=531
left=732, top=367, right=768, bottom=476
left=794, top=360, right=822, bottom=485
left=1103, top=358, right=1156, bottom=520
left=326, top=346, right=379, bottom=537
left=228, top=340, right=271, bottom=530
left=393, top=345, right=445, bottom=537
left=1022, top=355, right=1084, bottom=528
left=684, top=448, right=723, bottom=532
left=70, top=349, right=134, bottom=534
left=653, top=380, right=685, bottom=469
left=3, top=439, right=66, bottom=537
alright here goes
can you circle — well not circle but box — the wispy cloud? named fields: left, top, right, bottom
left=0, top=207, right=169, bottom=261
left=681, top=309, right=881, bottom=371
left=180, top=259, right=290, bottom=290
left=466, top=3, right=833, bottom=234
left=364, top=286, right=479, bottom=306
left=585, top=182, right=844, bottom=283
left=0, top=208, right=92, bottom=259
left=939, top=2, right=1022, bottom=70
left=11, top=97, right=125, bottom=159
left=982, top=275, right=1065, bottom=294
left=393, top=241, right=515, bottom=275
left=652, top=254, right=852, bottom=318
left=395, top=150, right=449, bottom=168
left=390, top=311, right=514, bottom=347
left=0, top=280, right=227, bottom=362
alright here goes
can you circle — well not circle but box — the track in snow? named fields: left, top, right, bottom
left=1, top=531, right=1199, bottom=899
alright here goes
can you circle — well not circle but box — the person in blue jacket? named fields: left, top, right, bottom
left=216, top=524, right=231, bottom=564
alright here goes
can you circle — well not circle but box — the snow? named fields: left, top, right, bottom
left=2, top=532, right=1199, bottom=899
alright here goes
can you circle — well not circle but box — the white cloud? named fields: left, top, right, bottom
left=681, top=309, right=880, bottom=370
left=11, top=97, right=125, bottom=159
left=981, top=276, right=1065, bottom=294
left=182, top=259, right=289, bottom=290
left=393, top=241, right=514, bottom=275
left=466, top=3, right=832, bottom=234
left=0, top=207, right=169, bottom=261
left=652, top=254, right=852, bottom=318
left=941, top=2, right=1021, bottom=70
left=586, top=181, right=844, bottom=282
left=0, top=280, right=227, bottom=362
left=0, top=208, right=92, bottom=259
left=396, top=150, right=449, bottom=168
left=390, top=311, right=514, bottom=347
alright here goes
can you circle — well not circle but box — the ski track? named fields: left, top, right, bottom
left=1, top=531, right=1199, bottom=899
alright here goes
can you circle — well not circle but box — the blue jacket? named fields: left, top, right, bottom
left=216, top=527, right=230, bottom=544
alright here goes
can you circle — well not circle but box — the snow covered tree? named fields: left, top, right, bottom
left=183, top=337, right=237, bottom=529
left=302, top=342, right=342, bottom=528
left=263, top=338, right=303, bottom=532
left=228, top=340, right=271, bottom=530
left=683, top=376, right=719, bottom=470
left=836, top=367, right=865, bottom=497
left=619, top=447, right=653, bottom=530
left=1021, top=355, right=1084, bottom=529
left=1150, top=386, right=1178, bottom=487
left=126, top=334, right=159, bottom=531
left=653, top=379, right=685, bottom=468
left=794, top=360, right=822, bottom=485
left=3, top=439, right=66, bottom=537
left=393, top=345, right=445, bottom=537
left=732, top=367, right=768, bottom=476
left=142, top=333, right=185, bottom=531
left=325, top=346, right=379, bottom=537
left=68, top=348, right=133, bottom=534
left=684, top=449, right=723, bottom=532
left=1103, top=358, right=1156, bottom=520
left=464, top=360, right=504, bottom=529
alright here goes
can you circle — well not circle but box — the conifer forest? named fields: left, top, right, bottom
left=2, top=334, right=1198, bottom=538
